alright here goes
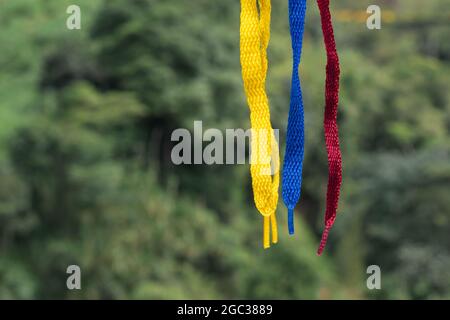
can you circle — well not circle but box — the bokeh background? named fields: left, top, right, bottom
left=0, top=0, right=449, bottom=299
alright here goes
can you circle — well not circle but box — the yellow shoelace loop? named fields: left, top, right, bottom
left=240, top=0, right=280, bottom=249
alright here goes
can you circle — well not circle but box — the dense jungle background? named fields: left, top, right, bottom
left=0, top=0, right=449, bottom=299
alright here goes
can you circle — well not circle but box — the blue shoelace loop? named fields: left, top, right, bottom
left=282, top=0, right=307, bottom=235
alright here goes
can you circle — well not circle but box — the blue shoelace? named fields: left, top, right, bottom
left=282, top=0, right=307, bottom=235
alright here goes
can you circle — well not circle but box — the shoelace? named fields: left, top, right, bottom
left=240, top=0, right=280, bottom=249
left=316, top=0, right=343, bottom=255
left=282, top=0, right=307, bottom=235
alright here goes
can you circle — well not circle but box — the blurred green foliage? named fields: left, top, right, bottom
left=0, top=0, right=449, bottom=299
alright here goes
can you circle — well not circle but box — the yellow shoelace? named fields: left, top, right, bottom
left=240, top=0, right=279, bottom=249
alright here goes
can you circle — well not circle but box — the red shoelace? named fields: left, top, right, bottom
left=317, top=0, right=343, bottom=255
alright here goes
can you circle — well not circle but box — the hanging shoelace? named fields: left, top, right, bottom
left=316, top=0, right=343, bottom=255
left=282, top=0, right=307, bottom=235
left=240, top=0, right=280, bottom=249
